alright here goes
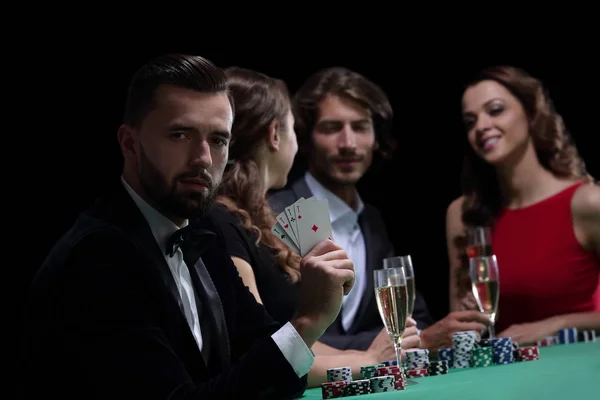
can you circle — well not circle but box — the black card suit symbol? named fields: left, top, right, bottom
left=281, top=234, right=286, bottom=239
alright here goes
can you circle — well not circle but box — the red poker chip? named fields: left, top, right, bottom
left=516, top=346, right=540, bottom=361
left=321, top=381, right=347, bottom=399
left=322, top=381, right=347, bottom=387
left=406, top=368, right=429, bottom=378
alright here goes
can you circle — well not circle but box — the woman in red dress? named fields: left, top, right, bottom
left=446, top=66, right=600, bottom=344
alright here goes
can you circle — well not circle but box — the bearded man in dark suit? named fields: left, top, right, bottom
left=19, top=54, right=355, bottom=400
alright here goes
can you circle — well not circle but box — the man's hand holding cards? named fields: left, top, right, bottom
left=271, top=196, right=333, bottom=257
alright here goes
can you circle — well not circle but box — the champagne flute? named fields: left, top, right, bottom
left=466, top=226, right=493, bottom=258
left=469, top=255, right=500, bottom=338
left=383, top=256, right=416, bottom=318
left=374, top=267, right=417, bottom=385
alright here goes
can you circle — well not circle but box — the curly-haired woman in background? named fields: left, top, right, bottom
left=446, top=66, right=600, bottom=345
left=207, top=66, right=420, bottom=387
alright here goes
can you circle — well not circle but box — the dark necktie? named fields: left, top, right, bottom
left=166, top=224, right=217, bottom=368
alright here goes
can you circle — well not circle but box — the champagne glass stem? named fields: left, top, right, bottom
left=394, top=337, right=402, bottom=366
left=488, top=325, right=495, bottom=339
left=393, top=337, right=405, bottom=380
left=394, top=336, right=418, bottom=386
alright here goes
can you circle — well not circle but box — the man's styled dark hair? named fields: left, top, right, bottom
left=123, top=53, right=234, bottom=128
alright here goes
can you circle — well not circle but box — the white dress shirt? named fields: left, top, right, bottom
left=304, top=172, right=367, bottom=332
left=121, top=177, right=314, bottom=377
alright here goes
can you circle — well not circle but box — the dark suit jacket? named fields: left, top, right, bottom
left=268, top=176, right=433, bottom=351
left=19, top=181, right=306, bottom=399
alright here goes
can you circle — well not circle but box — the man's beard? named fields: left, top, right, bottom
left=138, top=146, right=219, bottom=220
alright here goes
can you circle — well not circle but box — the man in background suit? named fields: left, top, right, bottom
left=19, top=54, right=355, bottom=399
left=269, top=67, right=491, bottom=352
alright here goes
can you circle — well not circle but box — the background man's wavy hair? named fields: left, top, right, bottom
left=292, top=67, right=396, bottom=162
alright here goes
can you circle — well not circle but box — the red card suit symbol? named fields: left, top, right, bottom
left=312, top=225, right=318, bottom=232
left=279, top=217, right=289, bottom=229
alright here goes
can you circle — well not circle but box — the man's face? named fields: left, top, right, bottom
left=308, top=94, right=376, bottom=186
left=124, top=84, right=233, bottom=220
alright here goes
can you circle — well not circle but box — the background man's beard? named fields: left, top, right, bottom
left=139, top=149, right=219, bottom=220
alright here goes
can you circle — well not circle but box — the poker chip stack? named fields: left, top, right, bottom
left=427, top=360, right=450, bottom=376
left=321, top=381, right=347, bottom=399
left=369, top=375, right=395, bottom=393
left=558, top=327, right=578, bottom=344
left=344, top=379, right=371, bottom=396
left=470, top=347, right=493, bottom=367
left=404, top=349, right=430, bottom=369
left=514, top=345, right=540, bottom=362
left=452, top=331, right=478, bottom=368
left=491, top=337, right=514, bottom=364
left=469, top=337, right=494, bottom=367
left=326, top=366, right=352, bottom=383
left=382, top=359, right=398, bottom=366
left=360, top=364, right=384, bottom=379
left=537, top=327, right=596, bottom=346
left=403, top=348, right=430, bottom=379
left=577, top=329, right=597, bottom=343
left=437, top=347, right=453, bottom=364
left=536, top=336, right=557, bottom=347
left=376, top=365, right=405, bottom=390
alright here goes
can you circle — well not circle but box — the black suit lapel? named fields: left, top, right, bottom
left=137, top=233, right=188, bottom=319
left=190, top=258, right=231, bottom=370
left=183, top=223, right=231, bottom=371
left=291, top=176, right=315, bottom=200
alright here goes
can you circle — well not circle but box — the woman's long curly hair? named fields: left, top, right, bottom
left=455, top=65, right=595, bottom=294
left=217, top=66, right=301, bottom=283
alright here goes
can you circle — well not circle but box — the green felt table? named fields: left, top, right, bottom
left=301, top=342, right=600, bottom=399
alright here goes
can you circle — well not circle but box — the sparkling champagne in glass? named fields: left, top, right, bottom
left=383, top=255, right=416, bottom=318
left=469, top=255, right=500, bottom=338
left=374, top=267, right=410, bottom=381
left=467, top=226, right=493, bottom=258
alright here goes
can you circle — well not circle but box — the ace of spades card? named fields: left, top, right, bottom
left=275, top=209, right=299, bottom=248
left=271, top=221, right=300, bottom=254
left=293, top=198, right=333, bottom=257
